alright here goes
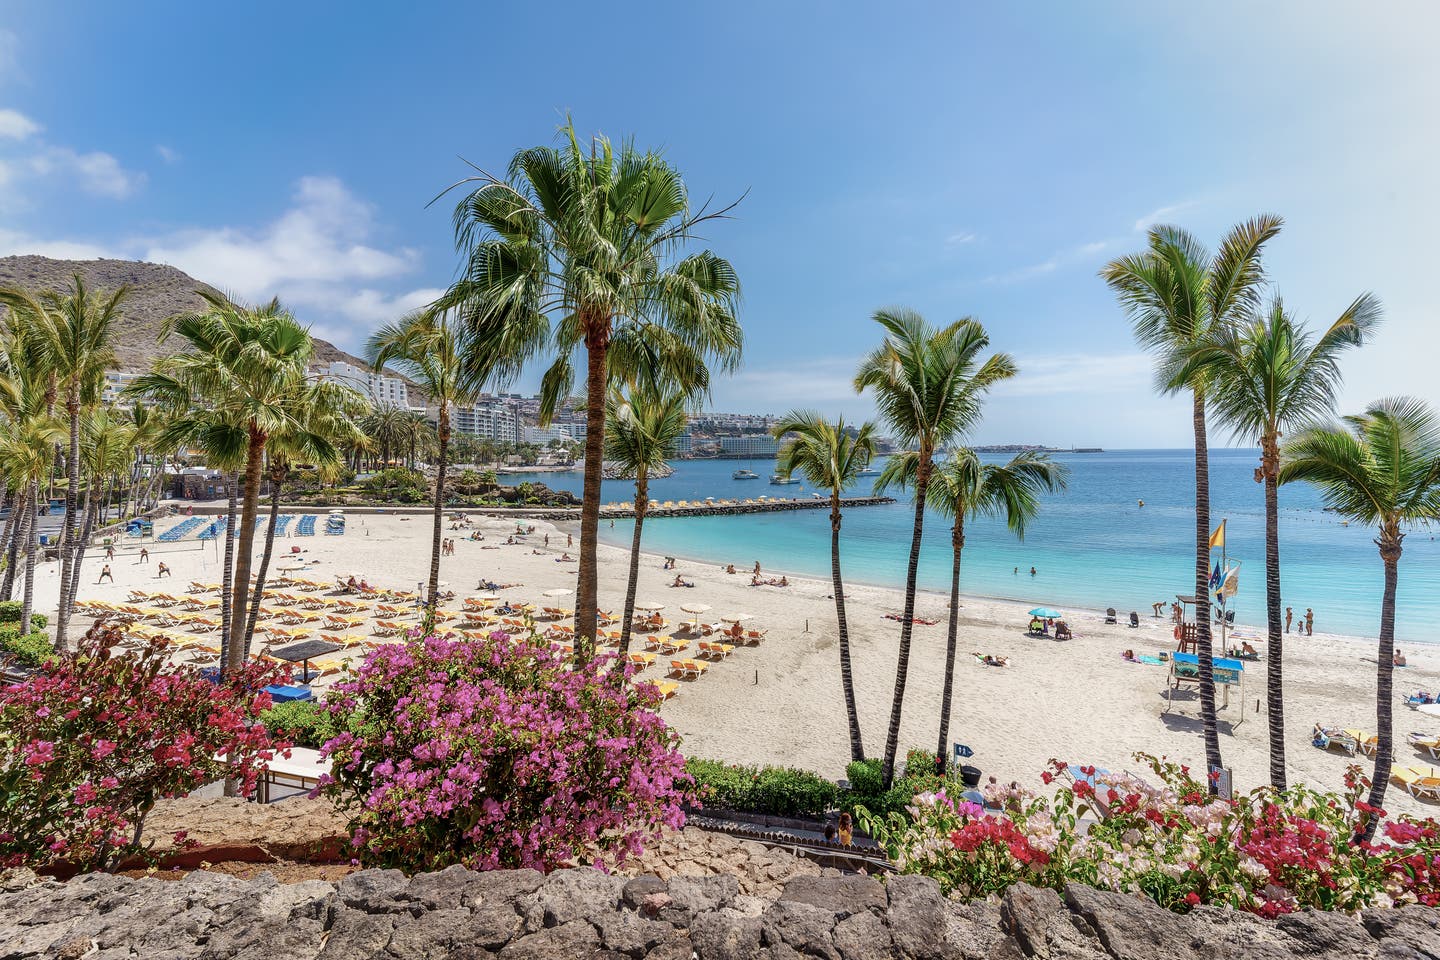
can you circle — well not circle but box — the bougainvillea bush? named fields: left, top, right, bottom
left=0, top=622, right=284, bottom=871
left=316, top=630, right=690, bottom=873
left=861, top=754, right=1440, bottom=915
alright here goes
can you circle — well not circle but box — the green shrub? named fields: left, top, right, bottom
left=0, top=627, right=52, bottom=667
left=361, top=468, right=429, bottom=504
left=685, top=758, right=838, bottom=818
left=840, top=754, right=951, bottom=821
left=259, top=699, right=337, bottom=749
left=0, top=601, right=45, bottom=630
left=845, top=758, right=884, bottom=797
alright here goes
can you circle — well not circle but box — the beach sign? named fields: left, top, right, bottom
left=953, top=742, right=974, bottom=760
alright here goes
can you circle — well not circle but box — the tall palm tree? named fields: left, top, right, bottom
left=0, top=277, right=125, bottom=652
left=899, top=449, right=1067, bottom=772
left=772, top=412, right=878, bottom=762
left=1101, top=215, right=1282, bottom=784
left=856, top=309, right=1017, bottom=786
left=440, top=119, right=743, bottom=657
left=1280, top=398, right=1440, bottom=836
left=241, top=379, right=366, bottom=651
left=606, top=384, right=691, bottom=656
left=0, top=379, right=62, bottom=634
left=369, top=309, right=493, bottom=626
left=126, top=292, right=319, bottom=673
left=65, top=409, right=136, bottom=616
left=1192, top=294, right=1380, bottom=789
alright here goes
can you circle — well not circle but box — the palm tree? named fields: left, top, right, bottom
left=772, top=412, right=878, bottom=762
left=65, top=409, right=136, bottom=616
left=0, top=379, right=62, bottom=634
left=369, top=309, right=494, bottom=626
left=241, top=379, right=366, bottom=651
left=1280, top=398, right=1440, bottom=835
left=441, top=119, right=743, bottom=657
left=126, top=292, right=319, bottom=673
left=0, top=277, right=125, bottom=652
left=904, top=449, right=1067, bottom=772
left=1101, top=215, right=1282, bottom=784
left=855, top=309, right=1017, bottom=786
left=1193, top=294, right=1380, bottom=789
left=606, top=384, right=691, bottom=656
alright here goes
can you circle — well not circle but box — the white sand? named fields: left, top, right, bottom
left=35, top=510, right=1440, bottom=815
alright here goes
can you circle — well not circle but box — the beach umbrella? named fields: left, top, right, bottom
left=635, top=601, right=665, bottom=612
left=719, top=613, right=753, bottom=623
left=472, top=591, right=500, bottom=600
left=1029, top=607, right=1063, bottom=619
left=1418, top=704, right=1440, bottom=719
left=680, top=602, right=712, bottom=629
left=543, top=588, right=574, bottom=598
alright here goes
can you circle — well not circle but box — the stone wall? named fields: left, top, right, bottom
left=3, top=864, right=1437, bottom=958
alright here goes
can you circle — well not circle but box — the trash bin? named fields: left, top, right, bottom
left=960, top=764, right=982, bottom=788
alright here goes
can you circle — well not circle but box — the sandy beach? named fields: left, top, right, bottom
left=36, top=510, right=1440, bottom=816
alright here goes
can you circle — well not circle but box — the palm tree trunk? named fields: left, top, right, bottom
left=424, top=405, right=450, bottom=631
left=54, top=393, right=80, bottom=651
left=882, top=456, right=931, bottom=787
left=218, top=472, right=239, bottom=674
left=227, top=429, right=266, bottom=674
left=64, top=474, right=103, bottom=618
left=618, top=472, right=649, bottom=657
left=21, top=480, right=37, bottom=638
left=832, top=495, right=864, bottom=763
left=242, top=463, right=285, bottom=655
left=1, top=489, right=26, bottom=600
left=1261, top=437, right=1286, bottom=790
left=574, top=330, right=610, bottom=661
left=1363, top=540, right=1401, bottom=840
left=0, top=486, right=16, bottom=594
left=936, top=520, right=964, bottom=774
left=1191, top=390, right=1223, bottom=786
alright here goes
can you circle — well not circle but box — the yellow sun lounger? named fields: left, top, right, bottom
left=1343, top=729, right=1379, bottom=759
left=652, top=681, right=678, bottom=700
left=1393, top=765, right=1440, bottom=801
left=1409, top=732, right=1440, bottom=760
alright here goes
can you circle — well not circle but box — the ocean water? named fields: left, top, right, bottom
left=498, top=449, right=1440, bottom=643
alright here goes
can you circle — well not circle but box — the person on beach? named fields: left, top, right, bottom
left=1305, top=608, right=1314, bottom=636
left=544, top=534, right=550, bottom=547
left=1396, top=649, right=1408, bottom=667
left=98, top=564, right=113, bottom=583
left=567, top=533, right=573, bottom=547
left=837, top=812, right=853, bottom=845
left=105, top=544, right=115, bottom=561
left=1030, top=566, right=1037, bottom=577
left=1285, top=607, right=1293, bottom=633
left=725, top=564, right=736, bottom=574
left=139, top=547, right=149, bottom=564
left=1152, top=601, right=1164, bottom=617
left=156, top=562, right=171, bottom=578
left=753, top=561, right=761, bottom=576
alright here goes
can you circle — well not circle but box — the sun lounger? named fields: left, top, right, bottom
left=744, top=629, right=767, bottom=644
left=1343, top=729, right=1379, bottom=759
left=657, top=637, right=688, bottom=655
left=682, top=658, right=708, bottom=677
left=652, top=680, right=678, bottom=700
left=1394, top=765, right=1440, bottom=801
left=1313, top=725, right=1361, bottom=756
left=627, top=652, right=656, bottom=669
left=1408, top=732, right=1440, bottom=759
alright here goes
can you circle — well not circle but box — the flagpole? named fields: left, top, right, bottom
left=1220, top=517, right=1228, bottom=657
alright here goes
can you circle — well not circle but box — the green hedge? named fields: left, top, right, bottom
left=0, top=627, right=52, bottom=667
left=258, top=699, right=338, bottom=750
left=685, top=758, right=839, bottom=818
left=0, top=601, right=47, bottom=630
left=841, top=751, right=952, bottom=820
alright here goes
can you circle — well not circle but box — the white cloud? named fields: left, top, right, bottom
left=155, top=144, right=180, bottom=164
left=0, top=175, right=440, bottom=351
left=28, top=146, right=143, bottom=198
left=1133, top=200, right=1198, bottom=233
left=945, top=230, right=978, bottom=245
left=983, top=239, right=1114, bottom=285
left=715, top=356, right=860, bottom=412
left=993, top=352, right=1154, bottom=397
left=0, top=31, right=19, bottom=83
left=0, top=109, right=39, bottom=141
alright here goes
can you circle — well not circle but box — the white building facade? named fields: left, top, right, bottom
left=315, top=361, right=411, bottom=409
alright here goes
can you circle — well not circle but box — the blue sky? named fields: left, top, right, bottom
left=0, top=1, right=1434, bottom=447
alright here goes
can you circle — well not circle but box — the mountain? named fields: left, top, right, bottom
left=0, top=256, right=372, bottom=372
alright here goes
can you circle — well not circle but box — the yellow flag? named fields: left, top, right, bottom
left=1209, top=520, right=1226, bottom=550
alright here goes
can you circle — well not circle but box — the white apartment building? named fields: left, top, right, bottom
left=315, top=361, right=410, bottom=409
left=101, top=370, right=144, bottom=405
left=451, top=397, right=522, bottom=443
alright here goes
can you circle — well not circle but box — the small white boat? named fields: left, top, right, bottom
left=732, top=469, right=760, bottom=480
left=769, top=474, right=800, bottom=485
left=856, top=468, right=880, bottom=477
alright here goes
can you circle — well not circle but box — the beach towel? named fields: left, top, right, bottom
left=1138, top=655, right=1165, bottom=665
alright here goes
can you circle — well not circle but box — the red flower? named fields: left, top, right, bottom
left=1184, top=892, right=1200, bottom=906
left=1041, top=771, right=1054, bottom=785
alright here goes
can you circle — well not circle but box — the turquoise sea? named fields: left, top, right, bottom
left=499, top=449, right=1440, bottom=643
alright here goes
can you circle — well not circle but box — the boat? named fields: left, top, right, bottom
left=856, top=467, right=880, bottom=477
left=732, top=469, right=760, bottom=480
left=769, top=474, right=800, bottom=485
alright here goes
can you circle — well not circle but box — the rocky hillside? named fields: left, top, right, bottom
left=0, top=256, right=370, bottom=372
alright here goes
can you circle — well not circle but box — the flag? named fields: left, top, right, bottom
left=1221, top=562, right=1241, bottom=599
left=1209, top=520, right=1226, bottom=550
left=1209, top=561, right=1222, bottom=593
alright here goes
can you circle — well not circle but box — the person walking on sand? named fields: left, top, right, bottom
left=753, top=560, right=761, bottom=576
left=98, top=564, right=113, bottom=583
left=567, top=533, right=573, bottom=548
left=1285, top=606, right=1293, bottom=633
left=139, top=547, right=149, bottom=564
left=1305, top=608, right=1314, bottom=636
left=105, top=543, right=115, bottom=561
